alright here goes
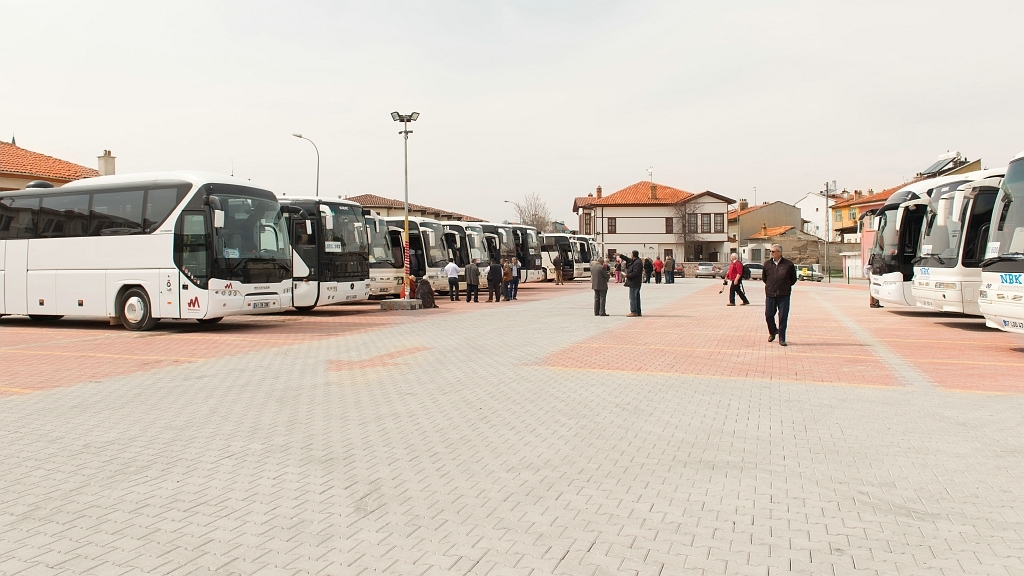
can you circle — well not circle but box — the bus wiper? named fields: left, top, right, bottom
left=911, top=256, right=925, bottom=264
left=933, top=255, right=945, bottom=265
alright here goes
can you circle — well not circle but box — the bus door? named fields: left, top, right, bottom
left=175, top=210, right=211, bottom=319
left=291, top=217, right=317, bottom=307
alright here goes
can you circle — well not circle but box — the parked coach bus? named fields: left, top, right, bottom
left=364, top=210, right=404, bottom=299
left=980, top=151, right=1024, bottom=333
left=442, top=221, right=490, bottom=290
left=279, top=196, right=371, bottom=311
left=384, top=216, right=449, bottom=292
left=0, top=172, right=293, bottom=330
left=510, top=224, right=545, bottom=282
left=540, top=232, right=575, bottom=281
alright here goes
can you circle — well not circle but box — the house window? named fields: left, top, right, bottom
left=665, top=217, right=673, bottom=234
left=664, top=248, right=673, bottom=260
left=692, top=244, right=703, bottom=260
left=834, top=211, right=842, bottom=222
left=752, top=248, right=762, bottom=261
left=607, top=217, right=616, bottom=234
left=713, top=213, right=724, bottom=233
left=701, top=213, right=712, bottom=233
left=849, top=208, right=856, bottom=220
left=687, top=213, right=698, bottom=232
left=584, top=214, right=592, bottom=235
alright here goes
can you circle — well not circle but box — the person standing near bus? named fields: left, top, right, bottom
left=625, top=250, right=644, bottom=317
left=653, top=257, right=664, bottom=284
left=443, top=260, right=460, bottom=301
left=501, top=258, right=514, bottom=301
left=591, top=257, right=610, bottom=316
left=465, top=258, right=481, bottom=303
left=509, top=257, right=521, bottom=300
left=552, top=254, right=564, bottom=285
left=487, top=258, right=503, bottom=302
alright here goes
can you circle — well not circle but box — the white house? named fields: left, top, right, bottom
left=573, top=181, right=734, bottom=262
left=795, top=191, right=840, bottom=240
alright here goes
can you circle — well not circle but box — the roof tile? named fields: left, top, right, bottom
left=0, top=142, right=100, bottom=182
left=591, top=181, right=693, bottom=206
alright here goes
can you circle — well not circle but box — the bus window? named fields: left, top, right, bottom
left=0, top=196, right=39, bottom=239
left=177, top=212, right=210, bottom=288
left=40, top=194, right=89, bottom=238
left=91, top=190, right=144, bottom=236
left=260, top=224, right=283, bottom=252
left=144, top=187, right=185, bottom=232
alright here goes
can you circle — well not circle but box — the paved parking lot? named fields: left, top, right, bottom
left=2, top=278, right=1024, bottom=576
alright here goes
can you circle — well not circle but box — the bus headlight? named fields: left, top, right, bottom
left=979, top=290, right=988, bottom=299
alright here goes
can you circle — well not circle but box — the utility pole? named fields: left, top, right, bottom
left=391, top=112, right=419, bottom=299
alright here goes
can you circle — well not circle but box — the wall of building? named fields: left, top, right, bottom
left=795, top=193, right=835, bottom=240
left=593, top=198, right=731, bottom=262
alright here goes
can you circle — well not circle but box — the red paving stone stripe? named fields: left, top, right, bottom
left=0, top=282, right=585, bottom=398
left=540, top=283, right=902, bottom=388
left=814, top=285, right=1024, bottom=394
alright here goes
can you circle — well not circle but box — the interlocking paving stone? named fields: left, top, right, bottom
left=2, top=279, right=1024, bottom=575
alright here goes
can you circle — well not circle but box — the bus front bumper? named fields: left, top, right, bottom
left=979, top=286, right=1024, bottom=333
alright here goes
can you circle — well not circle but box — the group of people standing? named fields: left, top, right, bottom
left=592, top=250, right=647, bottom=317
left=441, top=257, right=521, bottom=304
left=613, top=255, right=675, bottom=284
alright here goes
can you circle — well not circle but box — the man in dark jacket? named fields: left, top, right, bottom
left=624, top=250, right=644, bottom=317
left=762, top=244, right=798, bottom=346
left=486, top=259, right=503, bottom=302
left=590, top=258, right=610, bottom=316
left=464, top=258, right=481, bottom=303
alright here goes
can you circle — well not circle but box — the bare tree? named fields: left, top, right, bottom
left=673, top=199, right=705, bottom=262
left=510, top=193, right=553, bottom=233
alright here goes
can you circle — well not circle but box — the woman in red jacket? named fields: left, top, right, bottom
left=725, top=254, right=749, bottom=306
left=653, top=257, right=664, bottom=284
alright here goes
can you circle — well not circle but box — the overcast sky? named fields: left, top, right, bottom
left=3, top=0, right=1023, bottom=223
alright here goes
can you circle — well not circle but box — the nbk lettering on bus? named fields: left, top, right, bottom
left=1000, top=273, right=1023, bottom=285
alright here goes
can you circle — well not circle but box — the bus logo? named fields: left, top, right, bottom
left=1000, top=274, right=1023, bottom=285
left=187, top=297, right=201, bottom=310
left=918, top=268, right=930, bottom=276
left=224, top=283, right=233, bottom=289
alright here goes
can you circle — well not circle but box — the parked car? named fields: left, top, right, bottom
left=744, top=263, right=763, bottom=280
left=695, top=262, right=718, bottom=278
left=797, top=266, right=824, bottom=282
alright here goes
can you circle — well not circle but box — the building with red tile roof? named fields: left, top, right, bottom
left=343, top=193, right=483, bottom=222
left=748, top=225, right=795, bottom=240
left=573, top=181, right=735, bottom=263
left=0, top=141, right=102, bottom=191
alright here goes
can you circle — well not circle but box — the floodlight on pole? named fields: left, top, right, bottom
left=291, top=133, right=320, bottom=197
left=392, top=111, right=420, bottom=299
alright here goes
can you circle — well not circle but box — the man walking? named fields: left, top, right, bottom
left=591, top=257, right=610, bottom=316
left=763, top=244, right=797, bottom=346
left=664, top=255, right=675, bottom=284
left=464, top=258, right=481, bottom=303
left=725, top=253, right=749, bottom=306
left=509, top=257, right=521, bottom=300
left=443, top=259, right=460, bottom=301
left=486, top=258, right=503, bottom=302
left=552, top=254, right=564, bottom=285
left=624, top=250, right=644, bottom=317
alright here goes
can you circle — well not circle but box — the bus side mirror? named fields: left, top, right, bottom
left=305, top=220, right=312, bottom=235
left=374, top=220, right=380, bottom=233
left=213, top=210, right=225, bottom=228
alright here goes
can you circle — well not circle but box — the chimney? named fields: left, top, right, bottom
left=596, top=185, right=602, bottom=199
left=842, top=188, right=850, bottom=199
left=98, top=150, right=115, bottom=176
left=738, top=198, right=749, bottom=211
left=854, top=190, right=862, bottom=200
left=761, top=223, right=768, bottom=238
left=649, top=182, right=657, bottom=200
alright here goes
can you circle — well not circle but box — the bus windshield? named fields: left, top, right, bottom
left=872, top=205, right=899, bottom=271
left=990, top=159, right=1024, bottom=259
left=367, top=218, right=398, bottom=268
left=466, top=225, right=489, bottom=263
left=321, top=204, right=367, bottom=255
left=527, top=229, right=540, bottom=254
left=419, top=221, right=448, bottom=267
left=919, top=193, right=960, bottom=268
left=212, top=190, right=291, bottom=282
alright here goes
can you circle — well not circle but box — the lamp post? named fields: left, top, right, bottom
left=291, top=134, right=319, bottom=197
left=503, top=199, right=522, bottom=223
left=391, top=111, right=419, bottom=299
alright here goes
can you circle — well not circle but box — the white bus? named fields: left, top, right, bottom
left=384, top=216, right=449, bottom=292
left=571, top=234, right=596, bottom=279
left=979, top=151, right=1024, bottom=333
left=441, top=221, right=491, bottom=290
left=912, top=174, right=1005, bottom=316
left=364, top=210, right=405, bottom=299
left=510, top=224, right=545, bottom=283
left=0, top=172, right=293, bottom=330
left=539, top=232, right=575, bottom=281
left=871, top=169, right=1002, bottom=307
left=279, top=196, right=371, bottom=311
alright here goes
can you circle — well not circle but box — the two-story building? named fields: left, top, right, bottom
left=795, top=192, right=841, bottom=240
left=573, top=181, right=734, bottom=262
left=727, top=200, right=803, bottom=257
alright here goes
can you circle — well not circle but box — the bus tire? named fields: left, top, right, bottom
left=120, top=287, right=158, bottom=331
left=196, top=317, right=223, bottom=324
left=294, top=305, right=316, bottom=313
left=29, top=315, right=64, bottom=322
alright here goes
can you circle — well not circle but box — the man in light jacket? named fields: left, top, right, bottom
left=591, top=257, right=610, bottom=316
left=464, top=258, right=480, bottom=303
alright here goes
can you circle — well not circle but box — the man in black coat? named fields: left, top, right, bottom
left=624, top=250, right=644, bottom=317
left=762, top=244, right=798, bottom=346
left=486, top=259, right=503, bottom=302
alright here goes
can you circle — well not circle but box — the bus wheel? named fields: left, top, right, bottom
left=120, top=287, right=158, bottom=331
left=197, top=317, right=223, bottom=324
left=294, top=306, right=316, bottom=313
left=29, top=315, right=64, bottom=322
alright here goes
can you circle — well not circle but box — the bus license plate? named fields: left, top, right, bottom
left=252, top=301, right=271, bottom=309
left=345, top=294, right=359, bottom=300
left=919, top=300, right=933, bottom=308
left=378, top=288, right=389, bottom=293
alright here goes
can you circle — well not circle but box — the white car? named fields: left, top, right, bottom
left=695, top=262, right=718, bottom=278
left=744, top=263, right=763, bottom=280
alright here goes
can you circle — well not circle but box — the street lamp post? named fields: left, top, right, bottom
left=391, top=111, right=419, bottom=299
left=291, top=134, right=320, bottom=197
